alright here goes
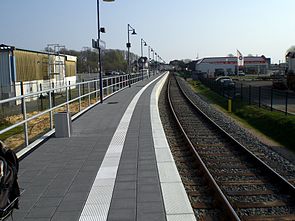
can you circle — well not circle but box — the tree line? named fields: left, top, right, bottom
left=45, top=47, right=139, bottom=74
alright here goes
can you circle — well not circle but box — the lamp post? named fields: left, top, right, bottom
left=127, top=24, right=137, bottom=87
left=148, top=46, right=151, bottom=77
left=155, top=52, right=157, bottom=75
left=141, top=38, right=147, bottom=80
left=96, top=0, right=114, bottom=103
left=151, top=48, right=154, bottom=76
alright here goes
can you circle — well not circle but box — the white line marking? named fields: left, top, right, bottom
left=79, top=75, right=164, bottom=221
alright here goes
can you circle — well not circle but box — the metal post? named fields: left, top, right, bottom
left=68, top=81, right=71, bottom=101
left=141, top=39, right=144, bottom=81
left=240, top=83, right=243, bottom=102
left=52, top=82, right=55, bottom=106
left=248, top=85, right=251, bottom=105
left=20, top=82, right=29, bottom=146
left=40, top=83, right=43, bottom=110
left=66, top=84, right=69, bottom=112
left=127, top=24, right=131, bottom=87
left=94, top=80, right=98, bottom=101
left=82, top=79, right=85, bottom=96
left=88, top=82, right=91, bottom=105
left=49, top=84, right=53, bottom=129
left=127, top=24, right=136, bottom=87
left=97, top=0, right=104, bottom=103
left=258, top=87, right=261, bottom=108
left=148, top=46, right=151, bottom=77
left=285, top=91, right=288, bottom=115
left=270, top=88, right=273, bottom=111
left=78, top=84, right=81, bottom=112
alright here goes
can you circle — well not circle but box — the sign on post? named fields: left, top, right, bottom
left=92, top=39, right=106, bottom=50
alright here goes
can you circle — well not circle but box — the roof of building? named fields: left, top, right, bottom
left=0, top=44, right=15, bottom=51
left=196, top=56, right=268, bottom=65
left=0, top=44, right=77, bottom=60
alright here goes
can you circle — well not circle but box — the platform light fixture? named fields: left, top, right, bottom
left=96, top=0, right=115, bottom=103
left=141, top=39, right=148, bottom=80
left=127, top=24, right=137, bottom=87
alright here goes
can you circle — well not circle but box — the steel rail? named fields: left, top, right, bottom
left=167, top=76, right=241, bottom=221
left=175, top=76, right=295, bottom=197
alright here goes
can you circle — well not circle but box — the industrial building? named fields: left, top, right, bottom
left=194, top=56, right=270, bottom=78
left=0, top=44, right=77, bottom=100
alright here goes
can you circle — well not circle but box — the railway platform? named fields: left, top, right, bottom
left=12, top=72, right=196, bottom=221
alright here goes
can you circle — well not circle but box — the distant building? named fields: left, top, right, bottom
left=0, top=44, right=77, bottom=100
left=194, top=56, right=270, bottom=78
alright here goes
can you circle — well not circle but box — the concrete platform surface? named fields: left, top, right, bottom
left=10, top=72, right=195, bottom=221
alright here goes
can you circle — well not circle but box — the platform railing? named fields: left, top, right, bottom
left=0, top=72, right=149, bottom=151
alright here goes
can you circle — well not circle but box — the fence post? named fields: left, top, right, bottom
left=68, top=81, right=72, bottom=101
left=259, top=87, right=261, bottom=108
left=52, top=82, right=55, bottom=107
left=49, top=83, right=53, bottom=130
left=78, top=84, right=81, bottom=112
left=240, top=83, right=243, bottom=102
left=94, top=80, right=98, bottom=101
left=88, top=82, right=91, bottom=106
left=82, top=79, right=85, bottom=96
left=248, top=85, right=251, bottom=105
left=270, top=88, right=273, bottom=111
left=40, top=83, right=43, bottom=110
left=285, top=91, right=288, bottom=115
left=66, top=83, right=69, bottom=112
left=20, top=81, right=29, bottom=146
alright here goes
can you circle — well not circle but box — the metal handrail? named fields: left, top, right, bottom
left=0, top=72, right=149, bottom=150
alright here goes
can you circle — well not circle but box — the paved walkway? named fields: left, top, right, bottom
left=11, top=73, right=195, bottom=221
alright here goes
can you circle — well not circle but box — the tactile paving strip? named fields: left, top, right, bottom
left=79, top=75, right=164, bottom=221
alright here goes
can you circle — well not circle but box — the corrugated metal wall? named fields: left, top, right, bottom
left=14, top=50, right=49, bottom=81
left=65, top=60, right=76, bottom=77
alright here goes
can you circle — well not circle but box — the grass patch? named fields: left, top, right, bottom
left=0, top=119, right=23, bottom=141
left=235, top=106, right=295, bottom=149
left=188, top=79, right=295, bottom=151
left=188, top=80, right=228, bottom=109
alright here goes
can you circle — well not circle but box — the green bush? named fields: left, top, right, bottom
left=236, top=106, right=295, bottom=150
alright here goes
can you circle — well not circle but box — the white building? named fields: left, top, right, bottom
left=195, top=56, right=270, bottom=78
left=0, top=44, right=77, bottom=100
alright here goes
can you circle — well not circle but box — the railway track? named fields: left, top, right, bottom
left=159, top=79, right=222, bottom=220
left=164, top=74, right=295, bottom=220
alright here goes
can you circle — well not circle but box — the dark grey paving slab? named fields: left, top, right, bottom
left=15, top=76, right=160, bottom=221
left=107, top=80, right=166, bottom=221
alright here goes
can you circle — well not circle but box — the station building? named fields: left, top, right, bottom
left=194, top=56, right=270, bottom=78
left=0, top=44, right=77, bottom=100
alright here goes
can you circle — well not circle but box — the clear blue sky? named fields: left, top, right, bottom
left=1, top=0, right=295, bottom=63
